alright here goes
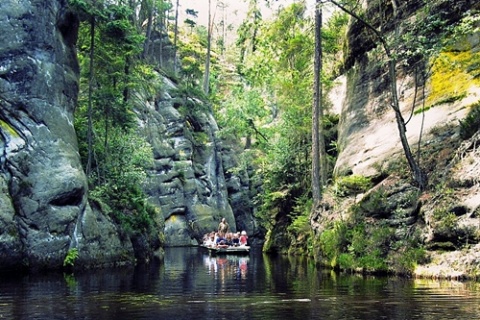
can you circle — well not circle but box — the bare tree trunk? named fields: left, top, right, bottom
left=86, top=6, right=95, bottom=177
left=158, top=2, right=164, bottom=68
left=142, top=0, right=154, bottom=60
left=129, top=0, right=139, bottom=31
left=173, top=0, right=180, bottom=74
left=312, top=0, right=326, bottom=206
left=203, top=0, right=213, bottom=95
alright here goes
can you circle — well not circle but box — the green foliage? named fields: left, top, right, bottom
left=63, top=273, right=78, bottom=287
left=399, top=4, right=451, bottom=67
left=448, top=10, right=480, bottom=45
left=240, top=2, right=315, bottom=229
left=318, top=219, right=402, bottom=273
left=460, top=102, right=480, bottom=139
left=287, top=196, right=313, bottom=235
left=319, top=221, right=349, bottom=268
left=394, top=246, right=426, bottom=275
left=174, top=22, right=212, bottom=90
left=192, top=131, right=209, bottom=146
left=288, top=202, right=314, bottom=255
left=70, top=0, right=164, bottom=239
left=354, top=188, right=388, bottom=218
left=63, top=248, right=79, bottom=268
left=337, top=253, right=355, bottom=269
left=215, top=85, right=270, bottom=143
left=90, top=182, right=158, bottom=235
left=222, top=2, right=344, bottom=244
left=333, top=175, right=372, bottom=197
left=322, top=11, right=349, bottom=75
left=86, top=129, right=156, bottom=234
left=432, top=208, right=457, bottom=232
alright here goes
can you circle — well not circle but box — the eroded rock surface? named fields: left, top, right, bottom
left=0, top=0, right=133, bottom=270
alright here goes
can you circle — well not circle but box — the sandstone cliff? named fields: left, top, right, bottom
left=311, top=0, right=480, bottom=278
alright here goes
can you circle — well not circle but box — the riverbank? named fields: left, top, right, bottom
left=414, top=245, right=480, bottom=280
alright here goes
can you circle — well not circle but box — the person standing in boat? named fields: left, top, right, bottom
left=218, top=217, right=229, bottom=237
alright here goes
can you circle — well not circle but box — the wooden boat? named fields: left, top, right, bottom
left=201, top=245, right=250, bottom=255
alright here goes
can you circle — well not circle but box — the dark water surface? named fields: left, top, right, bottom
left=1, top=247, right=480, bottom=319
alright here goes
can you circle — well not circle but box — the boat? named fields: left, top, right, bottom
left=201, top=245, right=250, bottom=255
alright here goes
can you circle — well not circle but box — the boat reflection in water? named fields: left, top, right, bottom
left=203, top=252, right=249, bottom=280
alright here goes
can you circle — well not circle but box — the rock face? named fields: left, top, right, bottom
left=334, top=0, right=479, bottom=178
left=136, top=78, right=260, bottom=246
left=312, top=0, right=480, bottom=277
left=0, top=0, right=133, bottom=270
left=0, top=0, right=260, bottom=269
left=222, top=146, right=263, bottom=244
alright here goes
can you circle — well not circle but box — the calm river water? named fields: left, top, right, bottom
left=1, top=247, right=480, bottom=319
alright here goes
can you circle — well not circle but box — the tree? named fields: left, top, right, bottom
left=312, top=0, right=327, bottom=207
left=70, top=0, right=159, bottom=239
left=231, top=2, right=316, bottom=231
left=216, top=1, right=228, bottom=56
left=140, top=0, right=154, bottom=60
left=185, top=9, right=198, bottom=34
left=327, top=0, right=428, bottom=190
left=86, top=0, right=97, bottom=177
left=236, top=0, right=262, bottom=64
left=203, top=0, right=214, bottom=95
left=173, top=0, right=180, bottom=74
left=68, top=0, right=104, bottom=176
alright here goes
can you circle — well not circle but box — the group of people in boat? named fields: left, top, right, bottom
left=202, top=218, right=248, bottom=248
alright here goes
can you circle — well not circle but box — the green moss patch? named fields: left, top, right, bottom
left=428, top=50, right=480, bottom=107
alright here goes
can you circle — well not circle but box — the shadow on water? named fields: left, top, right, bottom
left=1, top=247, right=480, bottom=319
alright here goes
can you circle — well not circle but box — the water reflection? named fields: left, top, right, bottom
left=203, top=254, right=249, bottom=280
left=1, top=247, right=480, bottom=320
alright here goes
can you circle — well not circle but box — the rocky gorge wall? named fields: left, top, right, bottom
left=0, top=0, right=260, bottom=270
left=135, top=79, right=260, bottom=246
left=312, top=0, right=480, bottom=278
left=0, top=0, right=136, bottom=270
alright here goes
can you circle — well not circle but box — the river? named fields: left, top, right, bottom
left=1, top=247, right=479, bottom=319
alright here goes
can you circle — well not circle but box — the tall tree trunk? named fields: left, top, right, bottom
left=129, top=0, right=139, bottom=31
left=158, top=2, right=164, bottom=68
left=173, top=0, right=180, bottom=74
left=389, top=59, right=427, bottom=189
left=312, top=0, right=326, bottom=207
left=86, top=6, right=95, bottom=177
left=203, top=0, right=213, bottom=95
left=123, top=56, right=130, bottom=104
left=142, top=0, right=154, bottom=61
left=222, top=2, right=226, bottom=55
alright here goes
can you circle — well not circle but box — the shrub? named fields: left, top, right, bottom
left=63, top=248, right=79, bottom=268
left=338, top=253, right=355, bottom=270
left=333, top=175, right=373, bottom=197
left=319, top=220, right=394, bottom=273
left=319, top=221, right=349, bottom=268
left=288, top=196, right=313, bottom=234
left=359, top=249, right=388, bottom=272
left=394, top=247, right=426, bottom=275
left=459, top=102, right=480, bottom=140
left=432, top=207, right=457, bottom=231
